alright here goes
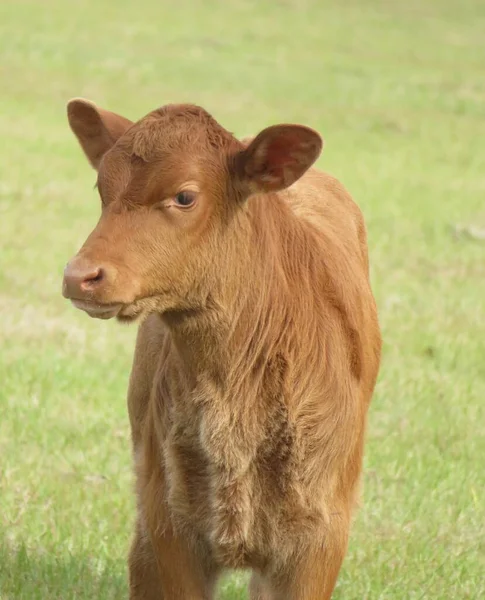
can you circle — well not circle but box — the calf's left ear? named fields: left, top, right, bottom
left=236, top=124, right=323, bottom=194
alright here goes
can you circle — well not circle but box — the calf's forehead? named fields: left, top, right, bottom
left=97, top=105, right=240, bottom=203
left=97, top=151, right=189, bottom=206
left=97, top=144, right=213, bottom=208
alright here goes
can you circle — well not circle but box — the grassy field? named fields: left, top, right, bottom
left=1, top=0, right=484, bottom=598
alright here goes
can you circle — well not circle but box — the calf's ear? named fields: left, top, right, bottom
left=67, top=98, right=134, bottom=169
left=236, top=124, right=323, bottom=194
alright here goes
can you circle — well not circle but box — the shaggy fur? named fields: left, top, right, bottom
left=63, top=99, right=381, bottom=600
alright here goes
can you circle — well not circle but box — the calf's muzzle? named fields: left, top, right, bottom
left=63, top=262, right=105, bottom=299
left=62, top=258, right=121, bottom=319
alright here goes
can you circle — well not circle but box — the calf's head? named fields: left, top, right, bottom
left=62, top=99, right=323, bottom=322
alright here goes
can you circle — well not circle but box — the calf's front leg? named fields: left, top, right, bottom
left=130, top=441, right=218, bottom=599
left=129, top=520, right=163, bottom=600
left=129, top=515, right=216, bottom=600
left=267, top=523, right=349, bottom=600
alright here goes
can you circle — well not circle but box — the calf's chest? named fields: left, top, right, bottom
left=151, top=370, right=314, bottom=566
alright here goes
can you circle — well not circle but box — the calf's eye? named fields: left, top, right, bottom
left=174, top=191, right=196, bottom=208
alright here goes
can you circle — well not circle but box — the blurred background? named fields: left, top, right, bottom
left=0, top=1, right=484, bottom=598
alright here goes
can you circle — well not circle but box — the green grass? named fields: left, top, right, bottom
left=1, top=0, right=485, bottom=597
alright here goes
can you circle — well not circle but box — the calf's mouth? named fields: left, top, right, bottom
left=69, top=298, right=123, bottom=320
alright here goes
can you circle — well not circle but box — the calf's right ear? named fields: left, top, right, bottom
left=67, top=98, right=134, bottom=169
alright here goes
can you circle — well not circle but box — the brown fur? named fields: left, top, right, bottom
left=63, top=99, right=381, bottom=599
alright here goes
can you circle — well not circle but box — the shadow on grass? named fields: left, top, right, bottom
left=0, top=539, right=249, bottom=600
left=0, top=540, right=127, bottom=600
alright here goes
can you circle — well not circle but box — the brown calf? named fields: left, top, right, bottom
left=63, top=99, right=381, bottom=599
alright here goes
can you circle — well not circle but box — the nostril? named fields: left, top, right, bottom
left=90, top=268, right=104, bottom=283
left=80, top=267, right=105, bottom=290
